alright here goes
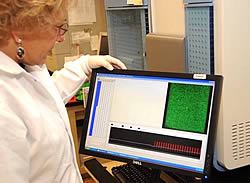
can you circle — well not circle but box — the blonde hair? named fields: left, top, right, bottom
left=0, top=0, right=76, bottom=42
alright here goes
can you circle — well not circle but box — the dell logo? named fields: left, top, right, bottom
left=133, top=160, right=142, bottom=165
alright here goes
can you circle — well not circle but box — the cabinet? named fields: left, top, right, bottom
left=105, top=0, right=149, bottom=70
left=184, top=1, right=214, bottom=74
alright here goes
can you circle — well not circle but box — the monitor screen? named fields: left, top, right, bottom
left=79, top=68, right=222, bottom=180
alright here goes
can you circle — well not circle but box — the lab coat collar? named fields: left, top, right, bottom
left=25, top=64, right=46, bottom=74
left=0, top=51, right=25, bottom=75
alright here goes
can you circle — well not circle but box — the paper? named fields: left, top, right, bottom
left=68, top=0, right=96, bottom=25
left=127, top=0, right=143, bottom=5
left=133, top=0, right=143, bottom=5
left=127, top=0, right=134, bottom=4
left=90, top=35, right=99, bottom=51
left=82, top=87, right=89, bottom=108
left=71, top=31, right=90, bottom=44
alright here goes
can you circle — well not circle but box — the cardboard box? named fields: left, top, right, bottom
left=146, top=34, right=185, bottom=73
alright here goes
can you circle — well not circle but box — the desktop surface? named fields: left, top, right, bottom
left=210, top=165, right=250, bottom=183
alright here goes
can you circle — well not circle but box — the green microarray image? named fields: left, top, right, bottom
left=163, top=83, right=212, bottom=134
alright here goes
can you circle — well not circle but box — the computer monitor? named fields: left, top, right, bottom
left=79, top=68, right=223, bottom=181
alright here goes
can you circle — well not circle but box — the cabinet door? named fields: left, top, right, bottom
left=185, top=4, right=214, bottom=74
left=106, top=8, right=148, bottom=70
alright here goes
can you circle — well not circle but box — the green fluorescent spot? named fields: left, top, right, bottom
left=163, top=83, right=211, bottom=134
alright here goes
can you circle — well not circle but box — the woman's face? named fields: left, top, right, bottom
left=19, top=14, right=66, bottom=66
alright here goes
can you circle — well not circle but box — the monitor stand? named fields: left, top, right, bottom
left=149, top=168, right=161, bottom=183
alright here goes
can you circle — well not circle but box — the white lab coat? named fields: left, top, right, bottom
left=0, top=51, right=90, bottom=182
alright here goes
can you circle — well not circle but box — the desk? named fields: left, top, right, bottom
left=210, top=165, right=250, bottom=183
left=66, top=102, right=86, bottom=174
left=84, top=159, right=250, bottom=183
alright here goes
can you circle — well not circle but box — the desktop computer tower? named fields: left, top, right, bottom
left=213, top=0, right=250, bottom=170
left=185, top=0, right=250, bottom=170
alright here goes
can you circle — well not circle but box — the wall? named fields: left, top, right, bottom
left=46, top=0, right=107, bottom=71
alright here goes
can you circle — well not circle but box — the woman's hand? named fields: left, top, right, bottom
left=87, top=55, right=127, bottom=70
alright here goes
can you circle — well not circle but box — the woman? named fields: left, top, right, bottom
left=0, top=0, right=126, bottom=182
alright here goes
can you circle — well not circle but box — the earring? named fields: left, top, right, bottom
left=16, top=38, right=25, bottom=59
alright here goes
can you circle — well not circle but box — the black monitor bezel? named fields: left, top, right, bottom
left=79, top=68, right=223, bottom=181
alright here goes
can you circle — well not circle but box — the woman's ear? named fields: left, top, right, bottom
left=10, top=31, right=25, bottom=60
left=10, top=31, right=18, bottom=42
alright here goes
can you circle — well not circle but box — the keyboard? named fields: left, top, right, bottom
left=112, top=163, right=164, bottom=183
